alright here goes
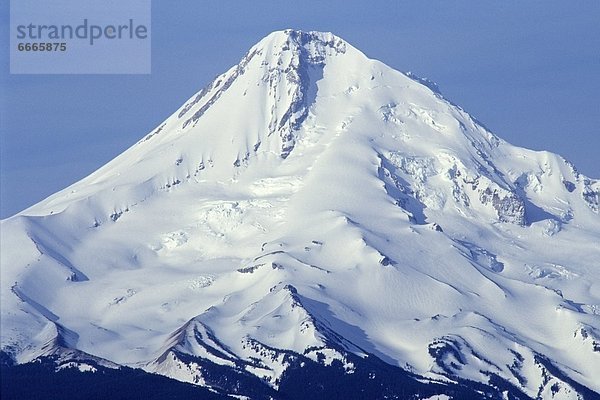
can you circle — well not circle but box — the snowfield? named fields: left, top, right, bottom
left=2, top=30, right=599, bottom=399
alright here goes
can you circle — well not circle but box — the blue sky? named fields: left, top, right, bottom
left=1, top=0, right=599, bottom=218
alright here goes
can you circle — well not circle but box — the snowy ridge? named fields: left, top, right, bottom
left=1, top=30, right=599, bottom=399
left=148, top=283, right=354, bottom=389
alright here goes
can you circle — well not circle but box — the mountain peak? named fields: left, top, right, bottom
left=171, top=30, right=360, bottom=164
left=253, top=29, right=348, bottom=62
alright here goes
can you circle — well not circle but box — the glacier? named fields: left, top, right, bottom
left=1, top=29, right=599, bottom=399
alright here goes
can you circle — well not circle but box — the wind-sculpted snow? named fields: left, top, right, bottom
left=2, top=29, right=600, bottom=399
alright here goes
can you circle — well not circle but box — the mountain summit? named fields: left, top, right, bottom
left=2, top=30, right=599, bottom=399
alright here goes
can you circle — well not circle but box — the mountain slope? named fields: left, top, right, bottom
left=2, top=30, right=599, bottom=399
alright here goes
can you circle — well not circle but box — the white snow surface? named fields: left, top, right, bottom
left=1, top=30, right=599, bottom=397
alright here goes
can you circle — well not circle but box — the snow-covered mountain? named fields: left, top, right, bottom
left=2, top=30, right=599, bottom=399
